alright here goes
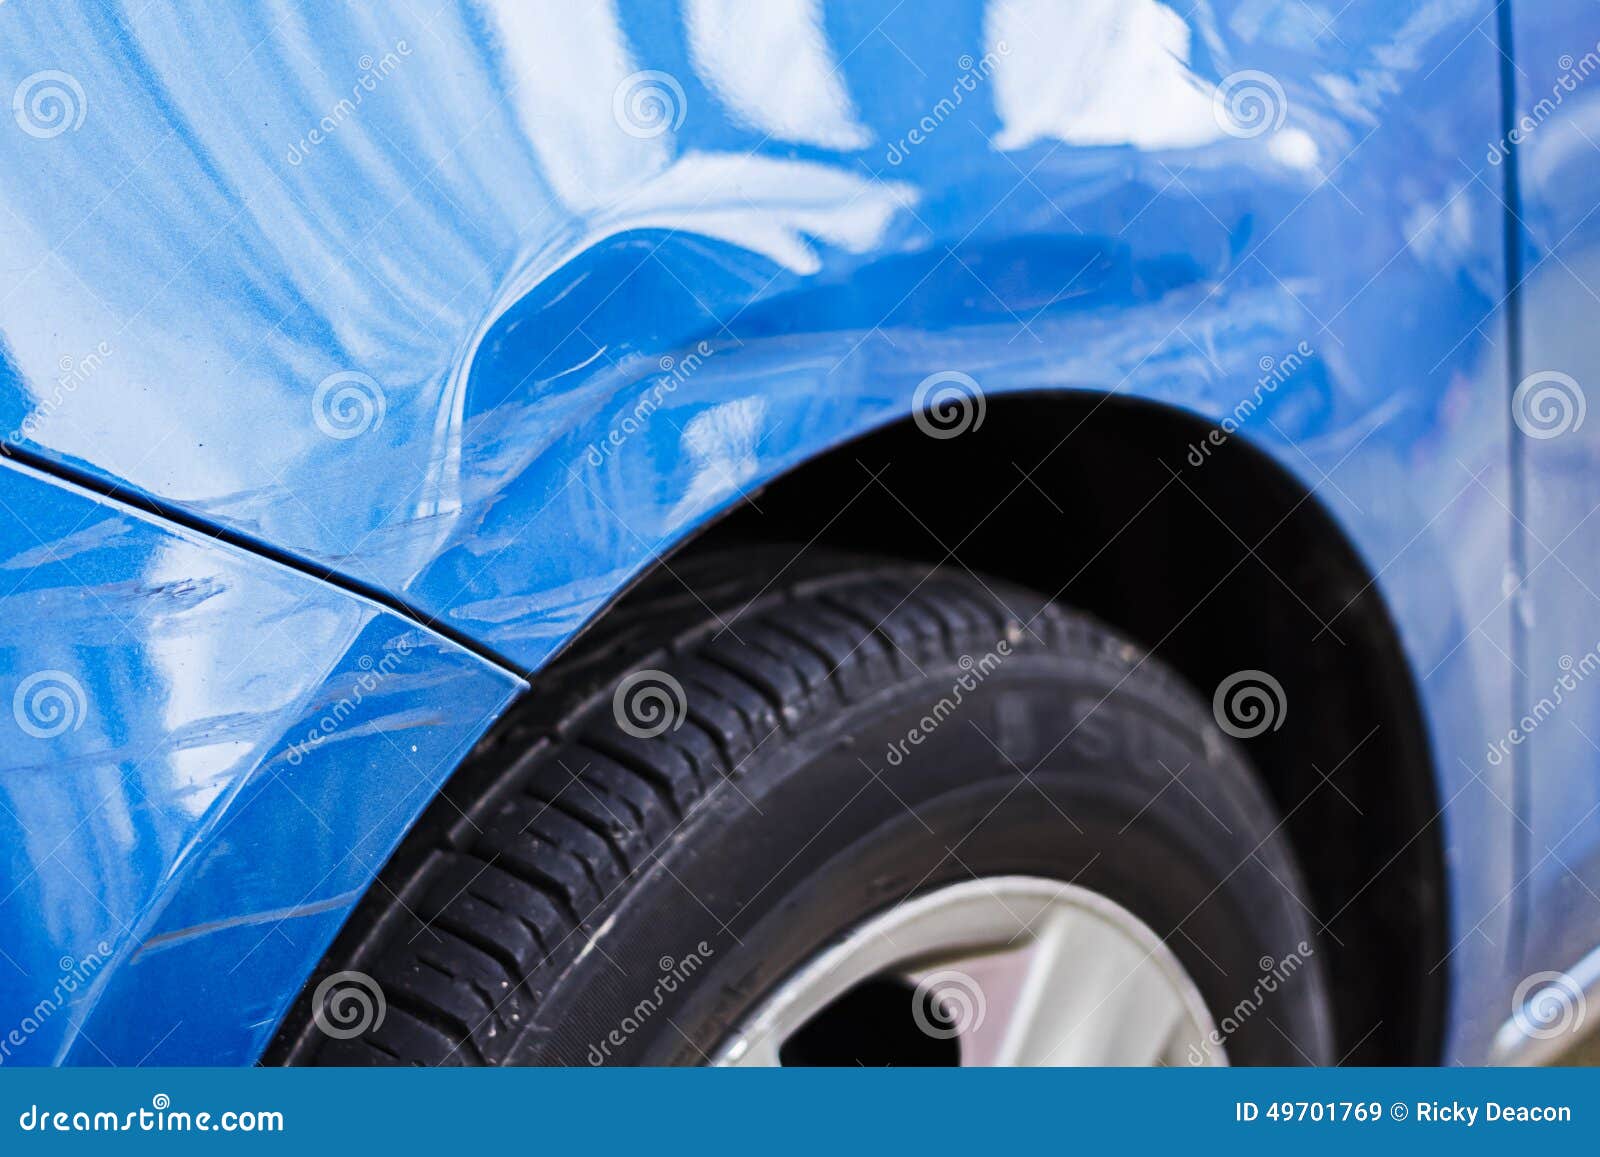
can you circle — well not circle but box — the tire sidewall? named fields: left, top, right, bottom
left=527, top=648, right=1334, bottom=1067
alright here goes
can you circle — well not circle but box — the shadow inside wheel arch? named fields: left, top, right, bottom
left=682, top=391, right=1447, bottom=1066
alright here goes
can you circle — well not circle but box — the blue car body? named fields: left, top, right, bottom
left=0, top=0, right=1592, bottom=1064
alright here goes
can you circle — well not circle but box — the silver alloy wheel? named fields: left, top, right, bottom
left=714, top=876, right=1225, bottom=1066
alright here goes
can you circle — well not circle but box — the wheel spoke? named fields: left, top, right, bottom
left=984, top=907, right=1191, bottom=1066
left=905, top=942, right=1039, bottom=1066
left=714, top=877, right=1222, bottom=1069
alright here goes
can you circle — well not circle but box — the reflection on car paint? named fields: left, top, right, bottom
left=0, top=458, right=520, bottom=1063
left=0, top=0, right=1565, bottom=1062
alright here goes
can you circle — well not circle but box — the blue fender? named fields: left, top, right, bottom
left=0, top=1, right=1539, bottom=1061
left=0, top=458, right=521, bottom=1064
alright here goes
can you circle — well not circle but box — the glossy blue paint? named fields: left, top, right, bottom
left=0, top=0, right=1583, bottom=1063
left=0, top=456, right=522, bottom=1064
left=1502, top=4, right=1600, bottom=982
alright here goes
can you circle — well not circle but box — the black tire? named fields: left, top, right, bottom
left=275, top=552, right=1336, bottom=1066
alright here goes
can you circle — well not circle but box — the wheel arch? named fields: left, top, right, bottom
left=674, top=389, right=1448, bottom=1064
left=271, top=389, right=1448, bottom=1065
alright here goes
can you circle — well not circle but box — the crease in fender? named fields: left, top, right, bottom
left=0, top=443, right=531, bottom=680
left=131, top=889, right=367, bottom=961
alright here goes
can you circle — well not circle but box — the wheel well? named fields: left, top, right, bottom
left=678, top=390, right=1446, bottom=1064
left=272, top=390, right=1448, bottom=1066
